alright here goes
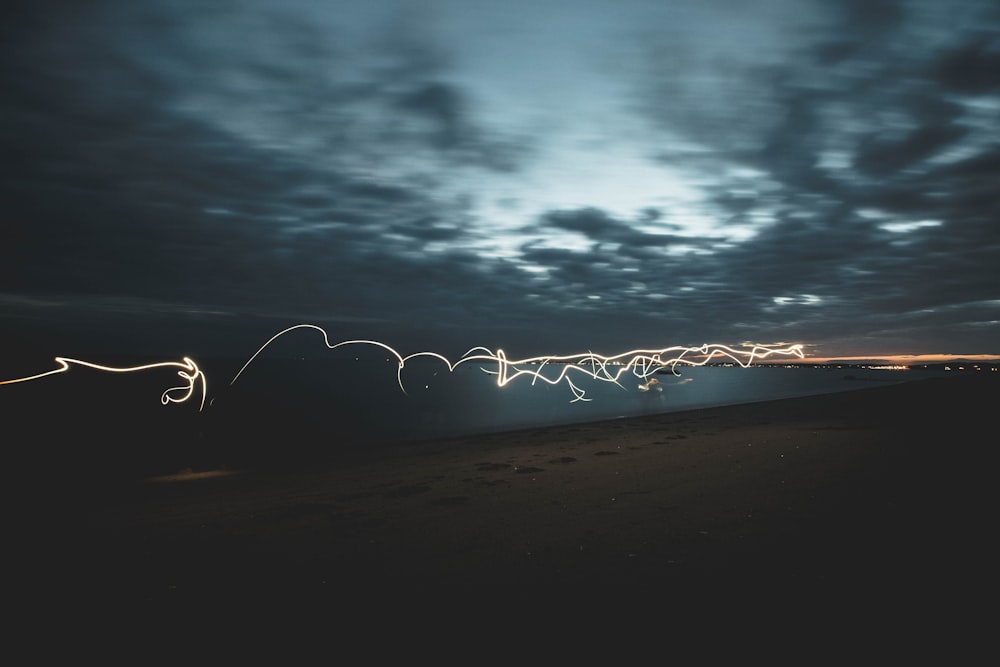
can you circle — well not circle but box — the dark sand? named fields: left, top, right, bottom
left=15, top=372, right=996, bottom=625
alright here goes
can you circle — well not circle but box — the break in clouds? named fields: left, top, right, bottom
left=1, top=0, right=998, bottom=357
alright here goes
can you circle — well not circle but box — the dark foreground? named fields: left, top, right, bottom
left=9, top=372, right=997, bottom=636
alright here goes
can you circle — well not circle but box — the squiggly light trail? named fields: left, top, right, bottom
left=231, top=324, right=805, bottom=403
left=0, top=356, right=207, bottom=411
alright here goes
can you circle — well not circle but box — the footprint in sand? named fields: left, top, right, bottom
left=382, top=484, right=432, bottom=498
left=476, top=462, right=511, bottom=471
left=430, top=496, right=470, bottom=506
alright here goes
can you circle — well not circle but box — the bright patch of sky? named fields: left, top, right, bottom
left=880, top=220, right=943, bottom=233
left=140, top=0, right=837, bottom=266
left=420, top=0, right=810, bottom=257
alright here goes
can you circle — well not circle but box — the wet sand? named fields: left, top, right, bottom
left=17, top=372, right=996, bottom=621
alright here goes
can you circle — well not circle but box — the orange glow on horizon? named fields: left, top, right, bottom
left=796, top=353, right=1000, bottom=365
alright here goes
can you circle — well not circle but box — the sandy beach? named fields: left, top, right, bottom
left=16, top=371, right=996, bottom=624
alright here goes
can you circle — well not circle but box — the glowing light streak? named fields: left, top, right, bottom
left=0, top=356, right=207, bottom=411
left=231, top=324, right=805, bottom=402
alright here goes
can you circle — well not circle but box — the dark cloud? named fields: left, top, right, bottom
left=854, top=124, right=968, bottom=176
left=397, top=82, right=466, bottom=149
left=934, top=33, right=1000, bottom=94
left=631, top=0, right=1000, bottom=352
left=539, top=207, right=691, bottom=249
left=1, top=1, right=997, bottom=358
left=0, top=2, right=528, bottom=332
left=392, top=80, right=525, bottom=170
left=836, top=0, right=905, bottom=39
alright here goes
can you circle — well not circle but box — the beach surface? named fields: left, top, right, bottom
left=19, top=372, right=995, bottom=619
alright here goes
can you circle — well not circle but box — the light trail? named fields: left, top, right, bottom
left=0, top=356, right=207, bottom=411
left=637, top=377, right=660, bottom=392
left=231, top=323, right=805, bottom=403
left=1, top=325, right=805, bottom=410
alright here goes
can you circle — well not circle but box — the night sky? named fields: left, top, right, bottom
left=2, top=0, right=998, bottom=363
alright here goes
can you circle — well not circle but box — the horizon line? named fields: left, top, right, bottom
left=796, top=353, right=1000, bottom=364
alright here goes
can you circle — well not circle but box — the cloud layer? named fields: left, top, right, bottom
left=2, top=0, right=997, bottom=356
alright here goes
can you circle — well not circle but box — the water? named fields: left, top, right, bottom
left=1, top=350, right=924, bottom=474
left=209, top=356, right=920, bottom=447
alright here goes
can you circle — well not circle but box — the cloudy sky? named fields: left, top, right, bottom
left=2, top=0, right=998, bottom=361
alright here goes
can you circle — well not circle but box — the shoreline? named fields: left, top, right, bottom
left=20, top=372, right=997, bottom=614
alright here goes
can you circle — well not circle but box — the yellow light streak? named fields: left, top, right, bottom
left=231, top=324, right=805, bottom=403
left=0, top=356, right=207, bottom=411
left=1, top=325, right=806, bottom=411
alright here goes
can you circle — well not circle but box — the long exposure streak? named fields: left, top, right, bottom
left=0, top=356, right=207, bottom=411
left=232, top=324, right=806, bottom=402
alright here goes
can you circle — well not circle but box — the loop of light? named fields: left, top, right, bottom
left=231, top=324, right=805, bottom=403
left=1, top=325, right=804, bottom=409
left=1, top=356, right=207, bottom=411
